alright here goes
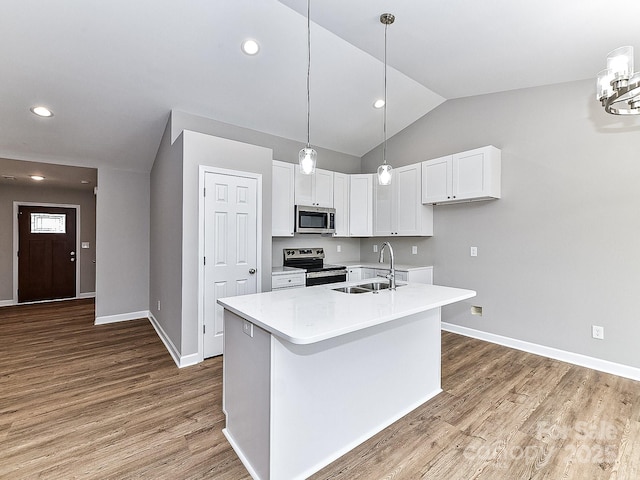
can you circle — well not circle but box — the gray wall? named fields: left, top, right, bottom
left=95, top=167, right=150, bottom=320
left=150, top=110, right=363, bottom=359
left=149, top=121, right=184, bottom=350
left=171, top=110, right=361, bottom=174
left=0, top=184, right=96, bottom=300
left=362, top=79, right=640, bottom=368
left=181, top=130, right=273, bottom=356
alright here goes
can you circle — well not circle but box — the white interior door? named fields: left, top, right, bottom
left=204, top=171, right=258, bottom=358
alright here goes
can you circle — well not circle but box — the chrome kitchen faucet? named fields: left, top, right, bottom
left=378, top=242, right=396, bottom=290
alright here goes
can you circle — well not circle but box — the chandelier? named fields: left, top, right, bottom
left=597, top=46, right=640, bottom=115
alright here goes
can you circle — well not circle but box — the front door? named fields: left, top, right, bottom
left=18, top=206, right=77, bottom=303
left=203, top=172, right=258, bottom=357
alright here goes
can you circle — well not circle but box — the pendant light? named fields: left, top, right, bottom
left=377, top=13, right=395, bottom=186
left=299, top=0, right=317, bottom=175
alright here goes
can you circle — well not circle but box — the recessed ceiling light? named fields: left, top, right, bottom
left=81, top=180, right=90, bottom=184
left=30, top=175, right=45, bottom=181
left=2, top=175, right=16, bottom=180
left=373, top=99, right=385, bottom=109
left=241, top=39, right=260, bottom=55
left=30, top=106, right=54, bottom=117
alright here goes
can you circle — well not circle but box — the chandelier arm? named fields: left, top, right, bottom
left=604, top=78, right=640, bottom=115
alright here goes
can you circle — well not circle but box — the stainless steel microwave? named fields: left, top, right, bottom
left=295, top=205, right=336, bottom=234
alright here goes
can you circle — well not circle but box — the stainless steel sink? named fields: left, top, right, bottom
left=332, top=281, right=404, bottom=294
left=356, top=282, right=391, bottom=291
left=332, top=286, right=371, bottom=294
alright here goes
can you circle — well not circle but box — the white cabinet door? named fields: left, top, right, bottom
left=374, top=163, right=432, bottom=236
left=314, top=169, right=334, bottom=207
left=453, top=146, right=501, bottom=201
left=361, top=268, right=377, bottom=280
left=422, top=146, right=501, bottom=204
left=272, top=161, right=295, bottom=236
left=349, top=174, right=373, bottom=237
left=373, top=181, right=393, bottom=236
left=347, top=268, right=362, bottom=282
left=333, top=172, right=349, bottom=237
left=295, top=168, right=334, bottom=207
left=421, top=155, right=452, bottom=204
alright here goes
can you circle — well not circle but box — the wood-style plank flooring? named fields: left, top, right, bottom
left=2, top=299, right=640, bottom=479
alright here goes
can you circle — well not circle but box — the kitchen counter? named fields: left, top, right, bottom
left=270, top=265, right=305, bottom=275
left=218, top=280, right=475, bottom=480
left=218, top=280, right=472, bottom=345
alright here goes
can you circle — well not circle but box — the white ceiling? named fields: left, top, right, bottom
left=1, top=0, right=639, bottom=173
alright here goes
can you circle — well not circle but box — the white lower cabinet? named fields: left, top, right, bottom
left=346, top=266, right=433, bottom=284
left=271, top=272, right=305, bottom=291
left=347, top=268, right=361, bottom=282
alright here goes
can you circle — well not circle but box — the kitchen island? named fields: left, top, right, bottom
left=217, top=281, right=475, bottom=480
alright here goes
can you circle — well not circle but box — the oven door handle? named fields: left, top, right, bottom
left=306, top=269, right=348, bottom=279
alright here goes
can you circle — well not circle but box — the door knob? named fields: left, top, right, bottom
left=70, top=251, right=76, bottom=256
left=249, top=268, right=256, bottom=274
left=70, top=258, right=75, bottom=262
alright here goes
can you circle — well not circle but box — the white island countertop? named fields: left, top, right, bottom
left=218, top=281, right=475, bottom=345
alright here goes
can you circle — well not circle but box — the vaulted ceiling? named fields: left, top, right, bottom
left=1, top=0, right=639, bottom=174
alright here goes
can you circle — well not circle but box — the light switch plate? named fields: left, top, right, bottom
left=412, top=246, right=418, bottom=255
left=81, top=242, right=90, bottom=249
left=470, top=246, right=478, bottom=257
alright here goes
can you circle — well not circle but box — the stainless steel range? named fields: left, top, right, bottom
left=283, top=248, right=347, bottom=286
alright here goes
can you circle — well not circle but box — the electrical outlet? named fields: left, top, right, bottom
left=157, top=300, right=161, bottom=311
left=337, top=244, right=341, bottom=253
left=243, top=320, right=254, bottom=338
left=470, top=246, right=478, bottom=257
left=373, top=244, right=378, bottom=253
left=592, top=325, right=604, bottom=340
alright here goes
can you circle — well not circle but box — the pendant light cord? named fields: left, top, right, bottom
left=383, top=20, right=388, bottom=165
left=306, top=0, right=311, bottom=149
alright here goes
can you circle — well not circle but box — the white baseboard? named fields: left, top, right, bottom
left=148, top=312, right=200, bottom=368
left=78, top=291, right=96, bottom=299
left=442, top=322, right=640, bottom=382
left=0, top=299, right=14, bottom=307
left=94, top=310, right=149, bottom=325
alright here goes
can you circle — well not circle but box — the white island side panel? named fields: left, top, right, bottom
left=269, top=308, right=442, bottom=480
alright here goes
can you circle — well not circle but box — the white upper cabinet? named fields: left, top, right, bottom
left=272, top=160, right=295, bottom=236
left=349, top=174, right=373, bottom=237
left=374, top=163, right=433, bottom=236
left=333, top=172, right=349, bottom=237
left=422, top=145, right=501, bottom=204
left=295, top=168, right=334, bottom=207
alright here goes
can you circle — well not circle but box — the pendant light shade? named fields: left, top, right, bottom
left=377, top=163, right=392, bottom=185
left=299, top=0, right=317, bottom=174
left=377, top=13, right=395, bottom=185
left=299, top=146, right=317, bottom=175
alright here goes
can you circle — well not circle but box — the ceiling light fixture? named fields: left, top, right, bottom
left=30, top=106, right=54, bottom=118
left=298, top=0, right=317, bottom=175
left=241, top=39, right=260, bottom=56
left=377, top=13, right=395, bottom=186
left=597, top=46, right=640, bottom=115
left=373, top=99, right=385, bottom=109
left=30, top=175, right=45, bottom=181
